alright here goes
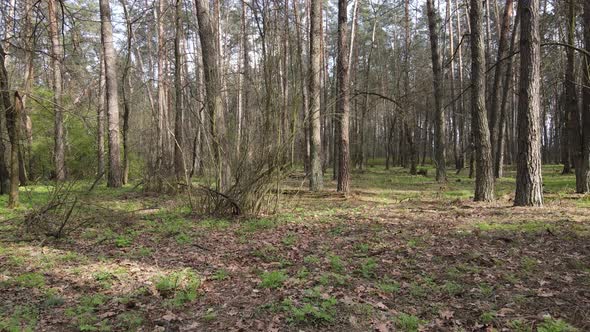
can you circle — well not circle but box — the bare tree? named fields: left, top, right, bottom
left=514, top=0, right=543, bottom=207
left=47, top=0, right=65, bottom=180
left=308, top=0, right=323, bottom=191
left=99, top=0, right=123, bottom=187
left=426, top=0, right=447, bottom=182
left=470, top=0, right=494, bottom=201
left=336, top=0, right=350, bottom=193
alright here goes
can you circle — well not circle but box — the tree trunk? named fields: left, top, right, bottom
left=514, top=0, right=543, bottom=207
left=97, top=57, right=106, bottom=178
left=174, top=0, right=186, bottom=181
left=308, top=0, right=323, bottom=191
left=426, top=0, right=447, bottom=182
left=580, top=0, right=590, bottom=192
left=48, top=0, right=66, bottom=181
left=489, top=0, right=513, bottom=176
left=495, top=6, right=520, bottom=178
left=100, top=0, right=123, bottom=188
left=0, top=45, right=12, bottom=194
left=470, top=0, right=495, bottom=201
left=564, top=0, right=583, bottom=193
left=157, top=0, right=168, bottom=171
left=7, top=93, right=22, bottom=208
left=195, top=0, right=230, bottom=192
left=336, top=0, right=350, bottom=193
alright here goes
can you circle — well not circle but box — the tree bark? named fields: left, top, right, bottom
left=515, top=0, right=543, bottom=207
left=336, top=0, right=350, bottom=193
left=48, top=0, right=66, bottom=181
left=195, top=0, right=230, bottom=192
left=564, top=0, right=584, bottom=193
left=100, top=0, right=123, bottom=188
left=426, top=0, right=447, bottom=182
left=489, top=0, right=513, bottom=177
left=470, top=0, right=495, bottom=201
left=0, top=45, right=12, bottom=194
left=7, top=93, right=22, bottom=208
left=308, top=0, right=323, bottom=191
left=174, top=0, right=186, bottom=181
left=581, top=0, right=590, bottom=192
left=495, top=5, right=520, bottom=178
left=97, top=57, right=106, bottom=178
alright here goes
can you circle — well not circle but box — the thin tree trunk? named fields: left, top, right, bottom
left=580, top=0, right=590, bottom=192
left=489, top=0, right=513, bottom=176
left=426, top=0, right=447, bottom=182
left=0, top=45, right=12, bottom=194
left=100, top=0, right=123, bottom=188
left=336, top=0, right=350, bottom=193
left=48, top=0, right=66, bottom=181
left=514, top=0, right=543, bottom=207
left=308, top=0, right=323, bottom=191
left=7, top=93, right=22, bottom=208
left=174, top=0, right=186, bottom=181
left=470, top=0, right=495, bottom=201
left=97, top=56, right=106, bottom=178
left=496, top=7, right=520, bottom=178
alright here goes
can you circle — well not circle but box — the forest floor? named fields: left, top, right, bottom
left=0, top=164, right=589, bottom=331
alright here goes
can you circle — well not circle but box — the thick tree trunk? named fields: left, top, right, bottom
left=308, top=0, right=323, bottom=191
left=195, top=0, right=231, bottom=192
left=515, top=0, right=543, bottom=207
left=426, top=0, right=447, bottom=182
left=100, top=0, right=123, bottom=188
left=470, top=0, right=495, bottom=202
left=336, top=0, right=350, bottom=193
left=48, top=0, right=66, bottom=181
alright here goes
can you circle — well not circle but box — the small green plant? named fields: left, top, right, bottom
left=355, top=243, right=370, bottom=255
left=508, top=319, right=533, bottom=332
left=377, top=278, right=400, bottom=293
left=65, top=294, right=108, bottom=331
left=202, top=308, right=217, bottom=322
left=117, top=312, right=144, bottom=330
left=175, top=232, right=192, bottom=245
left=260, top=270, right=288, bottom=289
left=478, top=283, right=494, bottom=298
left=328, top=254, right=345, bottom=273
left=211, top=269, right=229, bottom=281
left=480, top=311, right=496, bottom=324
left=199, top=218, right=230, bottom=230
left=304, top=255, right=320, bottom=265
left=537, top=317, right=578, bottom=332
left=281, top=233, right=297, bottom=246
left=357, top=258, right=378, bottom=278
left=11, top=272, right=45, bottom=288
left=283, top=288, right=338, bottom=325
left=296, top=267, right=310, bottom=279
left=154, top=269, right=201, bottom=306
left=394, top=313, right=422, bottom=332
left=521, top=256, right=538, bottom=273
left=252, top=245, right=279, bottom=262
left=0, top=305, right=38, bottom=332
left=115, top=234, right=134, bottom=248
left=442, top=281, right=464, bottom=296
left=94, top=271, right=115, bottom=289
left=240, top=218, right=278, bottom=233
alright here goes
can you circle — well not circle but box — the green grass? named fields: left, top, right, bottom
left=393, top=313, right=423, bottom=332
left=260, top=270, right=288, bottom=289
